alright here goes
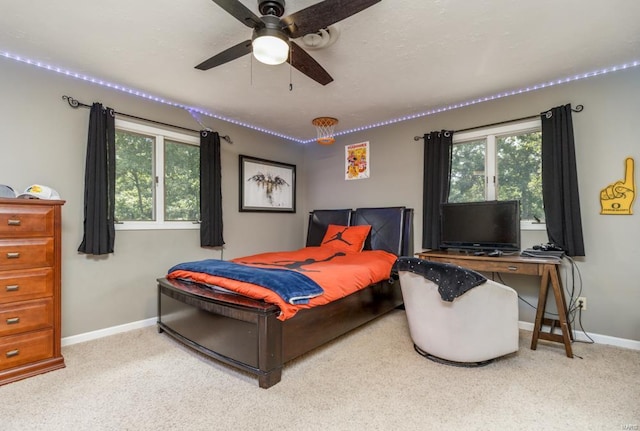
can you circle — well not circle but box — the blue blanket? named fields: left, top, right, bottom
left=168, top=259, right=324, bottom=305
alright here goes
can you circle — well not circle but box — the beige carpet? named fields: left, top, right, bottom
left=1, top=310, right=638, bottom=431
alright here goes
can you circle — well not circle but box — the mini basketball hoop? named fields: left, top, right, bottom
left=312, top=117, right=338, bottom=145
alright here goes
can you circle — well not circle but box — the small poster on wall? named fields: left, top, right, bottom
left=345, top=141, right=370, bottom=180
left=600, top=157, right=635, bottom=215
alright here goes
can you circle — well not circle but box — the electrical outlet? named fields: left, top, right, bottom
left=577, top=296, right=587, bottom=311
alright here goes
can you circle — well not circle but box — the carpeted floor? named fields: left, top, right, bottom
left=1, top=310, right=638, bottom=431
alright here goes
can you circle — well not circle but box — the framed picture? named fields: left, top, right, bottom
left=345, top=141, right=370, bottom=180
left=239, top=155, right=296, bottom=212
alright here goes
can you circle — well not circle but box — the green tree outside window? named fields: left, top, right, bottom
left=115, top=129, right=199, bottom=224
left=448, top=125, right=543, bottom=224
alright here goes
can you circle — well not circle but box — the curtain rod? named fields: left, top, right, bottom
left=62, top=95, right=233, bottom=144
left=413, top=104, right=584, bottom=141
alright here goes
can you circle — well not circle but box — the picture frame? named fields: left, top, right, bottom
left=345, top=141, right=370, bottom=180
left=239, top=155, right=296, bottom=212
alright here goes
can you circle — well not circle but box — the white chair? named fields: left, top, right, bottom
left=397, top=257, right=519, bottom=366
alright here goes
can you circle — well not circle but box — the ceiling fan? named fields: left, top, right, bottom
left=195, top=0, right=382, bottom=85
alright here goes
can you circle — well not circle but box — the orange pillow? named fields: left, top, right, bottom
left=320, top=224, right=371, bottom=253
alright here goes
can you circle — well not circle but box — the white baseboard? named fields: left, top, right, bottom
left=61, top=317, right=157, bottom=347
left=518, top=321, right=640, bottom=351
left=62, top=317, right=639, bottom=351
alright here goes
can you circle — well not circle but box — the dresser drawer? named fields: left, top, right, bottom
left=0, top=238, right=54, bottom=270
left=0, top=298, right=53, bottom=337
left=0, top=268, right=53, bottom=304
left=0, top=205, right=54, bottom=237
left=0, top=329, right=53, bottom=370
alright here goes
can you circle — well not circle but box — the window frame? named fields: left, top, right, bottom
left=452, top=119, right=545, bottom=231
left=114, top=119, right=200, bottom=231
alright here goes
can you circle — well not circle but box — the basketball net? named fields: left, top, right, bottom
left=312, top=117, right=338, bottom=145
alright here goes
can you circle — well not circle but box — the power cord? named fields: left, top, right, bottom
left=562, top=255, right=594, bottom=344
left=494, top=272, right=543, bottom=311
left=494, top=255, right=594, bottom=344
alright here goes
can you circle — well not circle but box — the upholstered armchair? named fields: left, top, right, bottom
left=396, top=257, right=519, bottom=365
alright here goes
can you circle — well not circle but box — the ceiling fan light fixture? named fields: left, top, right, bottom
left=252, top=33, right=289, bottom=65
left=252, top=15, right=289, bottom=66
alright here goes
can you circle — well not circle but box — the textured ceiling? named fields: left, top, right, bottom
left=1, top=1, right=639, bottom=142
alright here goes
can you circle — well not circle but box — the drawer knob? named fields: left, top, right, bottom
left=7, top=219, right=21, bottom=226
left=6, top=349, right=19, bottom=358
left=6, top=317, right=20, bottom=325
left=507, top=266, right=518, bottom=271
left=6, top=252, right=20, bottom=259
left=5, top=285, right=19, bottom=292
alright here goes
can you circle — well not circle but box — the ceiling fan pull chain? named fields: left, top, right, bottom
left=289, top=46, right=293, bottom=91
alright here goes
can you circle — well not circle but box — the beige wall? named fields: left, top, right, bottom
left=2, top=57, right=638, bottom=342
left=302, top=67, right=640, bottom=342
left=0, top=59, right=306, bottom=337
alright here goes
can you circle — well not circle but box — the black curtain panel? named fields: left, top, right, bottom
left=541, top=104, right=585, bottom=257
left=78, top=103, right=116, bottom=255
left=422, top=130, right=453, bottom=249
left=200, top=130, right=224, bottom=247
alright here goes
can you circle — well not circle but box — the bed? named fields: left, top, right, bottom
left=157, top=206, right=413, bottom=388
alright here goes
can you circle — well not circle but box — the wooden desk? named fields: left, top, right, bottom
left=416, top=250, right=573, bottom=358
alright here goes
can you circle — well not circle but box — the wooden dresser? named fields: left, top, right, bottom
left=0, top=198, right=65, bottom=385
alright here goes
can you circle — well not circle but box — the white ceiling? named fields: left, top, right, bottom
left=1, top=1, right=639, bottom=142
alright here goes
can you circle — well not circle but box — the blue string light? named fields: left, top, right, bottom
left=2, top=50, right=638, bottom=145
left=300, top=60, right=640, bottom=144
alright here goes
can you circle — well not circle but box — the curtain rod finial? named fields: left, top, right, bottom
left=62, top=95, right=80, bottom=108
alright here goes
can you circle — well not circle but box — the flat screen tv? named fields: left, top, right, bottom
left=439, top=200, right=521, bottom=252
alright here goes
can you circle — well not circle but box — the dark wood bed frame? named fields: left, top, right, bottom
left=157, top=207, right=413, bottom=388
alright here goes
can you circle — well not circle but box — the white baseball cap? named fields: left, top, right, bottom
left=0, top=185, right=17, bottom=198
left=17, top=184, right=61, bottom=200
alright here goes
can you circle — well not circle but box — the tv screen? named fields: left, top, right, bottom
left=440, top=200, right=521, bottom=252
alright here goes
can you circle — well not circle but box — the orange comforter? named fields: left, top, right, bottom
left=167, top=246, right=398, bottom=320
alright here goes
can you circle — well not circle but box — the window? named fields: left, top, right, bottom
left=114, top=120, right=200, bottom=230
left=449, top=120, right=544, bottom=229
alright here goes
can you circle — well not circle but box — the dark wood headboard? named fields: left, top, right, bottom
left=306, top=207, right=413, bottom=256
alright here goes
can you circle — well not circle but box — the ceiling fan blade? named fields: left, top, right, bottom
left=210, top=0, right=262, bottom=28
left=287, top=41, right=333, bottom=86
left=283, top=0, right=381, bottom=39
left=195, top=40, right=252, bottom=70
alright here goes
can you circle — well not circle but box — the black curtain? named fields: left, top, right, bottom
left=422, top=130, right=453, bottom=249
left=541, top=104, right=585, bottom=256
left=200, top=131, right=224, bottom=247
left=78, top=103, right=116, bottom=255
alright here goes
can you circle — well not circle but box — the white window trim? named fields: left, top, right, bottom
left=452, top=119, right=545, bottom=231
left=114, top=119, right=200, bottom=231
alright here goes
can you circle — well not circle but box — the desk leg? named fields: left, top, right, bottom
left=530, top=269, right=550, bottom=351
left=551, top=266, right=574, bottom=339
left=530, top=265, right=573, bottom=358
left=549, top=266, right=574, bottom=355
